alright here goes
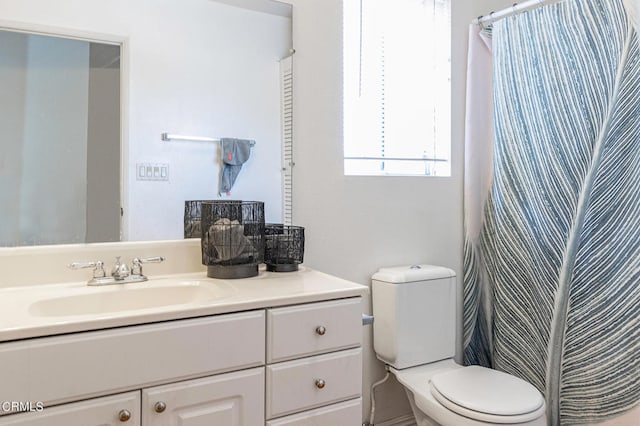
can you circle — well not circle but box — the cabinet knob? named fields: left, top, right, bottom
left=315, top=325, right=326, bottom=336
left=315, top=379, right=326, bottom=389
left=118, top=409, right=132, bottom=422
left=154, top=401, right=167, bottom=413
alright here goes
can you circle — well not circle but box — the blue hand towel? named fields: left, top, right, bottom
left=220, top=138, right=254, bottom=195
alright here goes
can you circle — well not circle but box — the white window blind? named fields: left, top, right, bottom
left=343, top=0, right=451, bottom=176
left=280, top=55, right=294, bottom=225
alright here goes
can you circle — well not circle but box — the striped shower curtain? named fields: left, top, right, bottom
left=463, top=0, right=640, bottom=424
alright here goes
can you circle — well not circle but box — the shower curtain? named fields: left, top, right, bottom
left=463, top=0, right=640, bottom=425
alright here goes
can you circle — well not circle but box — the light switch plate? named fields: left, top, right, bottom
left=136, top=163, right=169, bottom=181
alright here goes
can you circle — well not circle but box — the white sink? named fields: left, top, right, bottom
left=29, top=281, right=229, bottom=317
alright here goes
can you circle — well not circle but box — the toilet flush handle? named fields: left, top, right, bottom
left=362, top=314, right=374, bottom=326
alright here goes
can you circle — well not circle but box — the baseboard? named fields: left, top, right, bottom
left=373, top=414, right=417, bottom=426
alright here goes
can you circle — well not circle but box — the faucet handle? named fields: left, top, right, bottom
left=131, top=256, right=165, bottom=276
left=69, top=260, right=106, bottom=278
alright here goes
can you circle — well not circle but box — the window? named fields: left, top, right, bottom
left=343, top=0, right=451, bottom=176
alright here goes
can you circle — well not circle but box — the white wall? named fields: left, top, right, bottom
left=0, top=0, right=291, bottom=242
left=287, top=0, right=515, bottom=422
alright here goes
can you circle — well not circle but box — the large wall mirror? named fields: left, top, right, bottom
left=0, top=0, right=293, bottom=247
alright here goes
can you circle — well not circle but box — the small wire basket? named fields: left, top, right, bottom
left=184, top=200, right=216, bottom=238
left=264, top=224, right=305, bottom=272
left=201, top=201, right=265, bottom=279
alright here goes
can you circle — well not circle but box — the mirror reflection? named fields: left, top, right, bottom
left=0, top=0, right=292, bottom=247
left=0, top=30, right=120, bottom=246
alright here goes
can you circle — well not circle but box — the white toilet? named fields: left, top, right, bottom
left=372, top=265, right=546, bottom=426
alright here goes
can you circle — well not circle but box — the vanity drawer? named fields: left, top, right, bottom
left=0, top=311, right=265, bottom=408
left=266, top=398, right=361, bottom=426
left=267, top=298, right=362, bottom=363
left=265, top=348, right=362, bottom=419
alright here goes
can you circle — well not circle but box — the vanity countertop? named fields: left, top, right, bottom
left=0, top=266, right=368, bottom=343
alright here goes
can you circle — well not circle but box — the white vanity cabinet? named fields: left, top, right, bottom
left=266, top=298, right=363, bottom=424
left=0, top=295, right=364, bottom=425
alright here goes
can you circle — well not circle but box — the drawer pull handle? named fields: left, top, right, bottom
left=118, top=409, right=132, bottom=422
left=315, top=326, right=326, bottom=336
left=315, top=379, right=326, bottom=389
left=154, top=401, right=167, bottom=413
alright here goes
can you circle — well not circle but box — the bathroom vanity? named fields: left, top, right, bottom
left=0, top=244, right=366, bottom=426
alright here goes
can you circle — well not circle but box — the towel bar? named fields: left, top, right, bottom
left=161, top=133, right=255, bottom=146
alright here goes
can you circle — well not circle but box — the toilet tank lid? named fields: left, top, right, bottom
left=372, top=265, right=456, bottom=283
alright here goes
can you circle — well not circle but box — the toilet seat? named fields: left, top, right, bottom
left=430, top=366, right=546, bottom=424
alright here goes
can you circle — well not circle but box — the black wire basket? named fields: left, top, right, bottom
left=184, top=200, right=216, bottom=238
left=264, top=224, right=305, bottom=272
left=201, top=201, right=265, bottom=279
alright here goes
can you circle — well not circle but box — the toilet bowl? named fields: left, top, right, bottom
left=372, top=265, right=546, bottom=426
left=393, top=359, right=546, bottom=425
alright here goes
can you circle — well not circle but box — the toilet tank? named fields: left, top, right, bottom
left=372, top=265, right=456, bottom=369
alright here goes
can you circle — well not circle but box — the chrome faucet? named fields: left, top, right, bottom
left=111, top=256, right=130, bottom=280
left=69, top=256, right=165, bottom=286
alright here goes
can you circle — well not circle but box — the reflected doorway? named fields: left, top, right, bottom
left=0, top=30, right=120, bottom=246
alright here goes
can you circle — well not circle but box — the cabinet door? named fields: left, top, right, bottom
left=142, top=367, right=264, bottom=426
left=0, top=391, right=140, bottom=426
